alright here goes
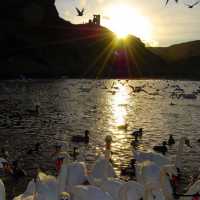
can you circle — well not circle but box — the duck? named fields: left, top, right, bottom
left=132, top=128, right=143, bottom=138
left=170, top=102, right=175, bottom=106
left=27, top=143, right=41, bottom=155
left=11, top=160, right=27, bottom=180
left=168, top=134, right=175, bottom=145
left=71, top=130, right=89, bottom=143
left=153, top=141, right=168, bottom=155
left=69, top=147, right=79, bottom=161
left=120, top=159, right=136, bottom=178
left=26, top=104, right=40, bottom=116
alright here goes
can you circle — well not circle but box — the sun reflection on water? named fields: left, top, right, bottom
left=111, top=82, right=129, bottom=127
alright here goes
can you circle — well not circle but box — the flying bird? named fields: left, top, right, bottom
left=165, top=0, right=178, bottom=5
left=75, top=7, right=85, bottom=16
left=184, top=1, right=200, bottom=8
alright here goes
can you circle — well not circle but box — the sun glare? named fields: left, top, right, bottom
left=103, top=4, right=152, bottom=42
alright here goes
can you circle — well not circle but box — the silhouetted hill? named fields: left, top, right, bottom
left=148, top=41, right=200, bottom=79
left=3, top=0, right=199, bottom=79
left=149, top=40, right=200, bottom=62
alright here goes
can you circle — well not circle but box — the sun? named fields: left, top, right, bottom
left=103, top=4, right=152, bottom=41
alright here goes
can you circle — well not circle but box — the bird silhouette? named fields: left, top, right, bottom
left=75, top=7, right=85, bottom=16
left=184, top=1, right=200, bottom=8
left=165, top=0, right=178, bottom=5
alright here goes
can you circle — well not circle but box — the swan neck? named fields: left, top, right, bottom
left=175, top=137, right=184, bottom=169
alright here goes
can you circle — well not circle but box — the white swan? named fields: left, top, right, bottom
left=118, top=181, right=144, bottom=200
left=0, top=179, right=5, bottom=200
left=58, top=158, right=88, bottom=192
left=13, top=172, right=59, bottom=200
left=100, top=179, right=125, bottom=200
left=88, top=153, right=116, bottom=186
left=134, top=136, right=191, bottom=170
left=136, top=161, right=173, bottom=200
left=70, top=185, right=113, bottom=200
left=175, top=136, right=191, bottom=170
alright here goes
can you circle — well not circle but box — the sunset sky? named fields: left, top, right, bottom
left=55, top=0, right=200, bottom=47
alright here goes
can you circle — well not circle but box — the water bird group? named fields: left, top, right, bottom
left=0, top=134, right=198, bottom=200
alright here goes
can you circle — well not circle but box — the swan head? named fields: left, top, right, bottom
left=105, top=135, right=112, bottom=144
left=60, top=192, right=71, bottom=200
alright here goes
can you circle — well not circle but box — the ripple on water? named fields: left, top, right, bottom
left=1, top=79, right=200, bottom=198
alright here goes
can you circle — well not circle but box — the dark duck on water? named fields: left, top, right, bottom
left=26, top=104, right=40, bottom=116
left=153, top=141, right=168, bottom=155
left=168, top=134, right=175, bottom=145
left=71, top=130, right=89, bottom=143
left=132, top=128, right=143, bottom=138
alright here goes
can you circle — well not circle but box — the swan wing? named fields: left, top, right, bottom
left=37, top=172, right=58, bottom=200
left=90, top=157, right=116, bottom=181
left=100, top=179, right=125, bottom=200
left=119, top=181, right=144, bottom=200
left=71, top=185, right=113, bottom=200
left=67, top=162, right=87, bottom=187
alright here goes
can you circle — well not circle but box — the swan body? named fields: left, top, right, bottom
left=88, top=155, right=116, bottom=186
left=136, top=161, right=173, bottom=200
left=100, top=179, right=125, bottom=200
left=135, top=136, right=191, bottom=170
left=0, top=179, right=5, bottom=200
left=58, top=161, right=87, bottom=192
left=71, top=185, right=113, bottom=200
left=118, top=181, right=144, bottom=200
left=135, top=151, right=170, bottom=166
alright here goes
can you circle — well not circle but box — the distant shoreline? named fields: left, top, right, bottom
left=1, top=76, right=200, bottom=81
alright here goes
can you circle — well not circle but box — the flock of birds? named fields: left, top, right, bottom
left=1, top=80, right=200, bottom=200
left=166, top=0, right=200, bottom=8
left=1, top=129, right=200, bottom=200
left=74, top=0, right=200, bottom=19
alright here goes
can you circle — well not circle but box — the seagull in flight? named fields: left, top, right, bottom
left=75, top=7, right=85, bottom=16
left=165, top=0, right=178, bottom=5
left=184, top=1, right=200, bottom=8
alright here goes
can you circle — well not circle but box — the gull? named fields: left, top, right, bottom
left=75, top=7, right=85, bottom=16
left=184, top=1, right=200, bottom=8
left=165, top=0, right=178, bottom=5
